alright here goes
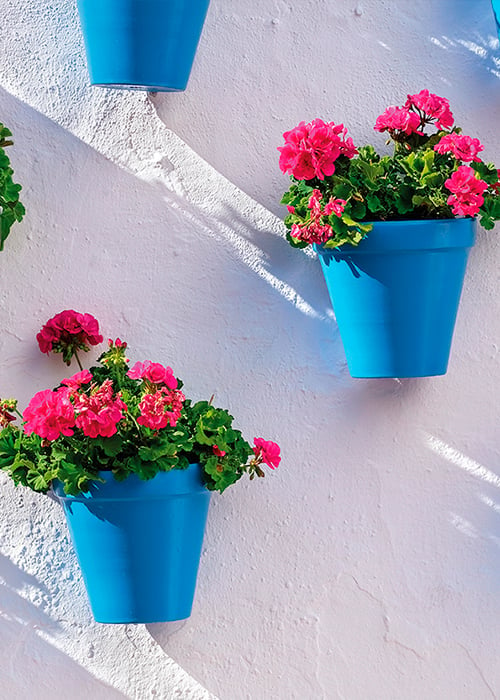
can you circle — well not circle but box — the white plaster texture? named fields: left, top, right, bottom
left=0, top=0, right=500, bottom=698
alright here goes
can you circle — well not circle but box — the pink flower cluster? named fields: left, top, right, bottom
left=406, top=90, right=454, bottom=130
left=61, top=370, right=93, bottom=391
left=23, top=375, right=126, bottom=441
left=24, top=389, right=76, bottom=441
left=290, top=189, right=346, bottom=244
left=444, top=165, right=489, bottom=217
left=73, top=379, right=127, bottom=438
left=374, top=90, right=454, bottom=137
left=127, top=361, right=178, bottom=389
left=434, top=133, right=484, bottom=163
left=374, top=106, right=422, bottom=136
left=253, top=438, right=281, bottom=470
left=37, top=310, right=103, bottom=354
left=137, top=387, right=185, bottom=430
left=127, top=360, right=184, bottom=430
left=279, top=118, right=357, bottom=181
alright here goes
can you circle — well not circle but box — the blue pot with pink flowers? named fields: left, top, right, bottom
left=77, top=0, right=211, bottom=91
left=54, top=464, right=211, bottom=624
left=315, top=218, right=476, bottom=378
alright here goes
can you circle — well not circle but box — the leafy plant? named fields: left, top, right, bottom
left=278, top=90, right=500, bottom=249
left=0, top=311, right=281, bottom=496
left=0, top=123, right=25, bottom=250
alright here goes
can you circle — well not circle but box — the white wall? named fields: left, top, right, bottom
left=1, top=0, right=500, bottom=698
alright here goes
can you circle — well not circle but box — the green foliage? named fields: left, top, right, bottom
left=0, top=123, right=25, bottom=250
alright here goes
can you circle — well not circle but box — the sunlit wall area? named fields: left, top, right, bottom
left=0, top=1, right=499, bottom=698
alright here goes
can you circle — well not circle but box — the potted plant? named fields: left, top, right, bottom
left=0, top=310, right=280, bottom=623
left=77, top=0, right=211, bottom=91
left=278, top=90, right=500, bottom=378
left=0, top=122, right=25, bottom=250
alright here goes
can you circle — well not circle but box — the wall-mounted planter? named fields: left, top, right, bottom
left=315, top=218, right=476, bottom=378
left=54, top=464, right=211, bottom=623
left=492, top=1, right=500, bottom=35
left=77, top=0, right=211, bottom=91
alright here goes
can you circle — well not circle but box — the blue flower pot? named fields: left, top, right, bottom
left=492, top=1, right=500, bottom=36
left=77, top=0, right=211, bottom=91
left=54, top=464, right=211, bottom=623
left=315, top=218, right=476, bottom=378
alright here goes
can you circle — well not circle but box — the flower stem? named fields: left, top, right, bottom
left=74, top=352, right=84, bottom=372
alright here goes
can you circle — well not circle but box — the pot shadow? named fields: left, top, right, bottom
left=0, top=554, right=126, bottom=699
left=149, top=0, right=500, bottom=219
left=0, top=84, right=349, bottom=391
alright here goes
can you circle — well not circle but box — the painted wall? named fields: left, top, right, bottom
left=1, top=0, right=500, bottom=697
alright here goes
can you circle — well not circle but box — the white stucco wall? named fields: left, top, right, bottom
left=1, top=0, right=500, bottom=698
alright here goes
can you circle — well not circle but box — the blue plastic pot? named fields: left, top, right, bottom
left=77, top=0, right=211, bottom=91
left=54, top=464, right=211, bottom=623
left=315, top=218, right=476, bottom=378
left=492, top=1, right=500, bottom=36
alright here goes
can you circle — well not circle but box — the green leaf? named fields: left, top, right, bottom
left=94, top=435, right=124, bottom=457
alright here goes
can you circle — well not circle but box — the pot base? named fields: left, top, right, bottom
left=91, top=83, right=185, bottom=92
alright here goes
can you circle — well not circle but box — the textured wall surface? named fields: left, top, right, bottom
left=1, top=0, right=500, bottom=698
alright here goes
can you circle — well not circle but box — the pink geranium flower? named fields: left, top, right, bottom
left=23, top=389, right=75, bottom=441
left=253, top=438, right=281, bottom=470
left=445, top=165, right=488, bottom=217
left=290, top=190, right=346, bottom=245
left=73, top=380, right=127, bottom=438
left=127, top=361, right=178, bottom=389
left=405, top=90, right=454, bottom=130
left=278, top=118, right=356, bottom=181
left=291, top=220, right=333, bottom=245
left=212, top=445, right=226, bottom=457
left=137, top=388, right=185, bottom=430
left=61, top=370, right=93, bottom=391
left=324, top=198, right=347, bottom=217
left=445, top=165, right=488, bottom=196
left=374, top=106, right=422, bottom=136
left=37, top=310, right=103, bottom=355
left=434, top=133, right=484, bottom=162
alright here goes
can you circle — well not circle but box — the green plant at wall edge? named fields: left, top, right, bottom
left=0, top=123, right=25, bottom=250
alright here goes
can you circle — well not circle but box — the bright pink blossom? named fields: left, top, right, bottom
left=73, top=380, right=126, bottom=438
left=127, top=361, right=178, bottom=389
left=324, top=198, right=347, bottom=216
left=445, top=165, right=488, bottom=196
left=434, top=133, right=484, bottom=162
left=61, top=370, right=93, bottom=391
left=278, top=119, right=356, bottom=181
left=37, top=310, right=103, bottom=355
left=445, top=165, right=488, bottom=217
left=339, top=135, right=357, bottom=159
left=23, top=389, right=75, bottom=441
left=253, top=438, right=281, bottom=470
left=308, top=189, right=323, bottom=211
left=136, top=388, right=185, bottom=430
left=212, top=445, right=226, bottom=457
left=405, top=90, right=454, bottom=130
left=374, top=106, right=422, bottom=135
left=291, top=221, right=333, bottom=245
left=290, top=190, right=346, bottom=244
